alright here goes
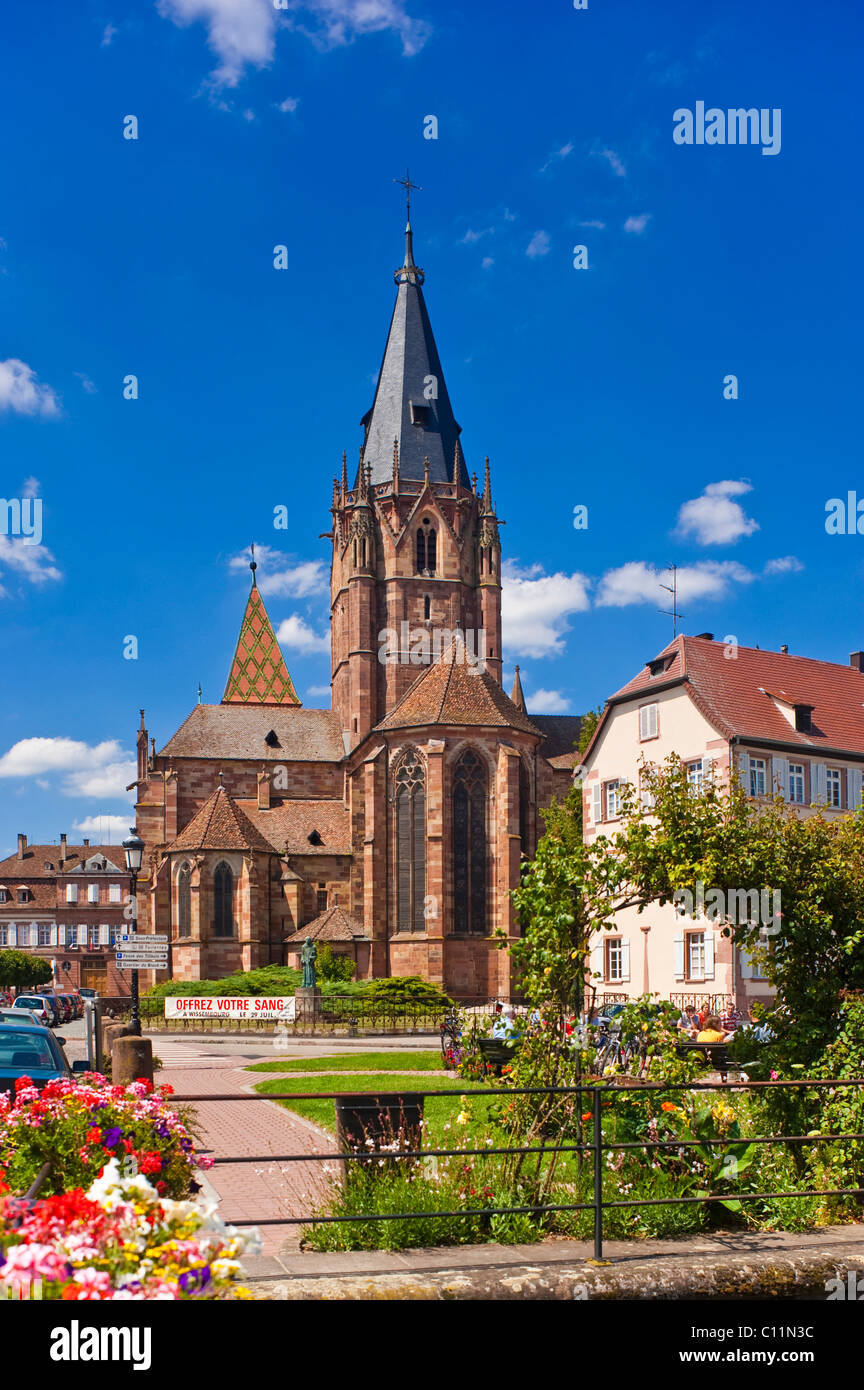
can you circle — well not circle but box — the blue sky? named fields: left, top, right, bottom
left=1, top=0, right=862, bottom=855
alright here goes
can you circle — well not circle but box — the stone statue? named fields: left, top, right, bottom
left=300, top=936, right=318, bottom=989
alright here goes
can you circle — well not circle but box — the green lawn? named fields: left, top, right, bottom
left=245, top=1050, right=444, bottom=1074
left=254, top=1071, right=495, bottom=1137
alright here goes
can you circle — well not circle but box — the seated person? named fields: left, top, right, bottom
left=491, top=1004, right=520, bottom=1041
left=695, top=1015, right=729, bottom=1044
left=678, top=1004, right=699, bottom=1036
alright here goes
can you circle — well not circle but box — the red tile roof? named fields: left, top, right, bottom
left=170, top=787, right=275, bottom=853
left=588, top=635, right=864, bottom=757
left=238, top=800, right=352, bottom=856
left=158, top=704, right=344, bottom=762
left=223, top=582, right=301, bottom=706
left=376, top=639, right=541, bottom=735
left=0, top=845, right=128, bottom=879
left=284, top=906, right=366, bottom=942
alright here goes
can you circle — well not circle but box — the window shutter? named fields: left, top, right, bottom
left=57, top=924, right=66, bottom=945
left=8, top=923, right=16, bottom=946
left=640, top=782, right=655, bottom=812
left=590, top=940, right=604, bottom=979
left=847, top=768, right=863, bottom=811
left=66, top=884, right=78, bottom=904
left=736, top=749, right=749, bottom=786
left=639, top=704, right=658, bottom=739
left=110, top=884, right=121, bottom=903
left=591, top=783, right=602, bottom=825
left=704, top=932, right=715, bottom=980
left=701, top=755, right=714, bottom=782
left=620, top=939, right=630, bottom=982
left=811, top=763, right=827, bottom=804
left=99, top=924, right=110, bottom=946
left=772, top=757, right=788, bottom=798
left=49, top=923, right=58, bottom=946
left=738, top=947, right=752, bottom=981
left=673, top=933, right=685, bottom=981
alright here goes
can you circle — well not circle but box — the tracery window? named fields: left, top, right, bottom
left=453, top=750, right=487, bottom=935
left=213, top=862, right=234, bottom=938
left=177, top=862, right=191, bottom=938
left=395, top=750, right=426, bottom=932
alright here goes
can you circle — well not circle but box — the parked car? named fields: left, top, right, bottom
left=35, top=993, right=65, bottom=1026
left=0, top=1007, right=42, bottom=1028
left=10, top=996, right=55, bottom=1028
left=56, top=994, right=76, bottom=1023
left=77, top=987, right=97, bottom=1000
left=0, top=1023, right=88, bottom=1096
left=67, top=992, right=84, bottom=1019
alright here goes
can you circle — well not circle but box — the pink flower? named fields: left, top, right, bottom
left=1, top=1243, right=70, bottom=1286
left=68, top=1269, right=113, bottom=1300
left=769, top=1070, right=779, bottom=1080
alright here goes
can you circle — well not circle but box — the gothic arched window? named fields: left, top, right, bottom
left=519, top=761, right=531, bottom=858
left=395, top=750, right=426, bottom=932
left=177, top=862, right=191, bottom=938
left=213, top=862, right=234, bottom=938
left=416, top=518, right=437, bottom=576
left=453, top=750, right=487, bottom=935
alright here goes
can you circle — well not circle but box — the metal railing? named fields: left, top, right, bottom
left=171, top=1076, right=864, bottom=1259
left=116, top=995, right=448, bottom=1035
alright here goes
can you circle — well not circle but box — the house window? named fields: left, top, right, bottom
left=67, top=924, right=77, bottom=946
left=66, top=884, right=78, bottom=904
left=38, top=924, right=51, bottom=946
left=604, top=780, right=621, bottom=820
left=316, top=885, right=328, bottom=913
left=749, top=758, right=767, bottom=798
left=0, top=926, right=6, bottom=946
left=604, top=937, right=624, bottom=982
left=213, top=863, right=234, bottom=938
left=109, top=883, right=122, bottom=904
left=788, top=763, right=805, bottom=804
left=87, top=884, right=99, bottom=904
left=395, top=751, right=426, bottom=933
left=177, top=863, right=191, bottom=938
left=826, top=768, right=843, bottom=809
left=686, top=760, right=704, bottom=794
left=453, top=750, right=488, bottom=935
left=639, top=704, right=659, bottom=740
left=0, top=890, right=7, bottom=903
left=88, top=925, right=101, bottom=949
left=17, top=889, right=29, bottom=904
left=686, top=932, right=706, bottom=980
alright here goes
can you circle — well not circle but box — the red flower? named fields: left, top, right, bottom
left=139, top=1152, right=162, bottom=1175
left=159, top=1084, right=174, bottom=1097
left=86, top=1128, right=102, bottom=1144
left=13, top=1076, right=33, bottom=1091
left=61, top=1285, right=81, bottom=1300
left=122, top=1139, right=135, bottom=1154
left=155, top=1180, right=167, bottom=1193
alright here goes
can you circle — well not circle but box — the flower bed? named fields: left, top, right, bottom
left=0, top=1159, right=259, bottom=1300
left=0, top=1073, right=211, bottom=1200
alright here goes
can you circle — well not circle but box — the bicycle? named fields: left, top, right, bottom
left=440, top=1007, right=462, bottom=1061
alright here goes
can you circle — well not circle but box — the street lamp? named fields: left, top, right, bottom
left=122, top=829, right=145, bottom=1036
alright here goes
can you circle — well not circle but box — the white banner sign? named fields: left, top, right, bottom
left=164, top=996, right=296, bottom=1020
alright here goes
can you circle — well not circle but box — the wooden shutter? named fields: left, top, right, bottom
left=639, top=704, right=658, bottom=739
left=49, top=923, right=58, bottom=946
left=591, top=783, right=602, bottom=825
left=701, top=755, right=714, bottom=783
left=57, top=924, right=66, bottom=945
left=704, top=932, right=715, bottom=980
left=772, top=757, right=788, bottom=798
left=847, top=768, right=863, bottom=811
left=620, top=939, right=630, bottom=982
left=811, top=763, right=827, bottom=804
left=673, top=933, right=685, bottom=981
left=590, top=940, right=604, bottom=979
left=99, top=924, right=110, bottom=946
left=7, top=923, right=16, bottom=946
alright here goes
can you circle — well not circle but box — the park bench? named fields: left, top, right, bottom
left=478, top=1037, right=520, bottom=1075
left=676, top=1039, right=731, bottom=1080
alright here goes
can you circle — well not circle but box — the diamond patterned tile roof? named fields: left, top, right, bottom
left=222, top=583, right=301, bottom=706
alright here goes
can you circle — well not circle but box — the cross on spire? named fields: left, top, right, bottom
left=394, top=168, right=422, bottom=220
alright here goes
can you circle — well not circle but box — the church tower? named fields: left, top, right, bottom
left=330, top=215, right=503, bottom=750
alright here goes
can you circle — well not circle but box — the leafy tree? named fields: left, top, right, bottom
left=0, top=951, right=52, bottom=992
left=315, top=943, right=356, bottom=984
left=577, top=706, right=603, bottom=755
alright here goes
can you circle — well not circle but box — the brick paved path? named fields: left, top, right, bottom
left=157, top=1039, right=338, bottom=1254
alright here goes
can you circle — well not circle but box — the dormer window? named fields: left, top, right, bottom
left=17, top=889, right=30, bottom=904
left=410, top=402, right=430, bottom=427
left=648, top=657, right=669, bottom=677
left=308, top=830, right=323, bottom=846
left=265, top=730, right=281, bottom=748
left=794, top=704, right=813, bottom=733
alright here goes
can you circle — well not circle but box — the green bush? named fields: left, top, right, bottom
left=315, top=943, right=356, bottom=985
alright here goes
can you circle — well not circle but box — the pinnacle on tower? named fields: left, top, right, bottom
left=510, top=665, right=526, bottom=713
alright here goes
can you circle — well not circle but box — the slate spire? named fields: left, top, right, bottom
left=359, top=217, right=469, bottom=489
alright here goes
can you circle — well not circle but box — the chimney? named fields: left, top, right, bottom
left=850, top=652, right=864, bottom=673
left=17, top=833, right=26, bottom=860
left=257, top=767, right=271, bottom=811
left=82, top=838, right=90, bottom=849
left=60, top=833, right=67, bottom=864
left=780, top=645, right=788, bottom=655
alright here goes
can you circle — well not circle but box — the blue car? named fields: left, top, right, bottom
left=0, top=1022, right=89, bottom=1096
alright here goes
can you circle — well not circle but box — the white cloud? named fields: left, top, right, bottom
left=0, top=738, right=134, bottom=800
left=242, top=107, right=256, bottom=121
left=526, top=688, right=571, bottom=714
left=275, top=614, right=330, bottom=653
left=596, top=560, right=754, bottom=608
left=21, top=477, right=39, bottom=498
left=481, top=256, right=494, bottom=270
left=101, top=23, right=117, bottom=46
left=598, top=147, right=626, bottom=177
left=74, top=371, right=98, bottom=394
left=0, top=537, right=62, bottom=594
left=158, top=0, right=430, bottom=88
left=275, top=96, right=300, bottom=112
left=502, top=561, right=591, bottom=657
left=461, top=227, right=493, bottom=244
left=579, top=219, right=606, bottom=229
left=676, top=479, right=759, bottom=546
left=72, top=815, right=134, bottom=840
left=624, top=213, right=651, bottom=235
left=764, top=556, right=804, bottom=576
left=539, top=142, right=574, bottom=174
left=0, top=359, right=60, bottom=417
left=526, top=230, right=551, bottom=259
left=305, top=683, right=332, bottom=698
left=229, top=546, right=327, bottom=597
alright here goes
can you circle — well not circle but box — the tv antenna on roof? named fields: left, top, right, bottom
left=659, top=564, right=684, bottom=638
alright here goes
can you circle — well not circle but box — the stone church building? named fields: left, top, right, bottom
left=133, top=218, right=580, bottom=1000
